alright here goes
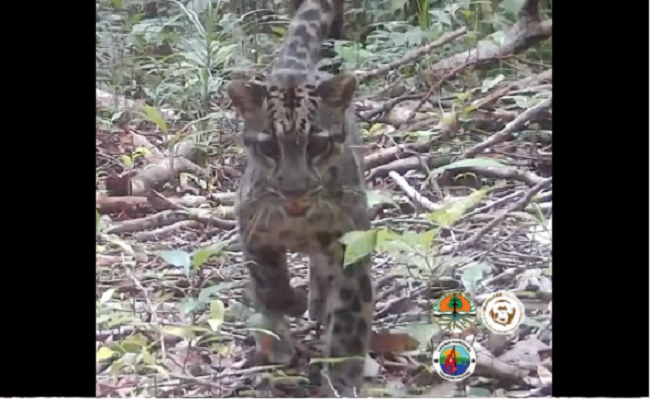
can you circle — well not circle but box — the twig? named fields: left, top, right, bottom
left=375, top=286, right=427, bottom=319
left=368, top=154, right=454, bottom=180
left=106, top=209, right=235, bottom=234
left=462, top=95, right=552, bottom=159
left=165, top=372, right=224, bottom=391
left=446, top=164, right=546, bottom=186
left=392, top=116, right=440, bottom=136
left=389, top=171, right=441, bottom=212
left=436, top=177, right=552, bottom=254
left=364, top=142, right=430, bottom=170
left=459, top=190, right=525, bottom=221
left=356, top=27, right=467, bottom=83
left=133, top=220, right=203, bottom=242
left=380, top=360, right=421, bottom=370
left=400, top=62, right=472, bottom=128
left=359, top=94, right=422, bottom=121
left=218, top=364, right=285, bottom=378
left=428, top=0, right=551, bottom=73
left=130, top=273, right=167, bottom=362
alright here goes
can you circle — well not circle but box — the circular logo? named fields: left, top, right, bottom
left=433, top=291, right=477, bottom=334
left=432, top=339, right=477, bottom=381
left=480, top=290, right=524, bottom=334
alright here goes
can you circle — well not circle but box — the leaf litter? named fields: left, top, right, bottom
left=96, top=0, right=552, bottom=396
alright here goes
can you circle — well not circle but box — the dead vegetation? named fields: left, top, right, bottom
left=96, top=0, right=552, bottom=396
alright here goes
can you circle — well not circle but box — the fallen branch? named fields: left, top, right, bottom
left=428, top=0, right=551, bottom=73
left=513, top=68, right=552, bottom=89
left=436, top=177, right=552, bottom=254
left=445, top=164, right=545, bottom=186
left=358, top=94, right=424, bottom=121
left=357, top=27, right=467, bottom=83
left=367, top=155, right=454, bottom=180
left=96, top=194, right=209, bottom=214
left=96, top=89, right=179, bottom=121
left=462, top=95, right=552, bottom=159
left=400, top=62, right=473, bottom=128
left=106, top=209, right=235, bottom=234
left=364, top=142, right=430, bottom=170
left=474, top=350, right=529, bottom=385
left=365, top=94, right=551, bottom=179
left=389, top=171, right=441, bottom=212
left=133, top=220, right=203, bottom=242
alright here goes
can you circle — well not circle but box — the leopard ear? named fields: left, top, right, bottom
left=317, top=73, right=356, bottom=109
left=227, top=80, right=267, bottom=119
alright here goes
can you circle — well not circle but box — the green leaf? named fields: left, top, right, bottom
left=107, top=314, right=135, bottom=329
left=158, top=250, right=191, bottom=275
left=270, top=25, right=287, bottom=37
left=366, top=190, right=398, bottom=209
left=367, top=123, right=389, bottom=136
left=427, top=188, right=488, bottom=227
left=399, top=323, right=440, bottom=351
left=140, top=347, right=156, bottom=365
left=510, top=95, right=530, bottom=109
left=96, top=209, right=100, bottom=234
left=340, top=230, right=378, bottom=267
left=96, top=347, right=117, bottom=363
left=460, top=261, right=492, bottom=296
left=399, top=229, right=438, bottom=251
left=430, top=9, right=451, bottom=26
left=162, top=325, right=197, bottom=339
left=193, top=243, right=225, bottom=270
left=481, top=74, right=505, bottom=92
left=109, top=0, right=124, bottom=9
left=132, top=146, right=150, bottom=159
left=500, top=0, right=526, bottom=15
left=430, top=158, right=505, bottom=177
left=198, top=282, right=237, bottom=304
left=140, top=105, right=168, bottom=133
left=121, top=155, right=133, bottom=169
left=208, top=300, right=225, bottom=331
left=181, top=298, right=202, bottom=315
left=376, top=228, right=400, bottom=246
left=391, top=0, right=409, bottom=11
left=121, top=334, right=148, bottom=353
left=99, top=288, right=116, bottom=305
left=376, top=228, right=415, bottom=256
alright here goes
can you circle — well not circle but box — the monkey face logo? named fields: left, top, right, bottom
left=489, top=299, right=516, bottom=326
left=481, top=292, right=524, bottom=334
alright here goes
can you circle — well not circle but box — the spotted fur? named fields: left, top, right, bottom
left=227, top=0, right=374, bottom=396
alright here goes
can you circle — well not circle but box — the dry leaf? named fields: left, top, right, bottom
left=371, top=331, right=419, bottom=354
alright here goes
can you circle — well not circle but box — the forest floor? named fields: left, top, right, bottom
left=96, top=0, right=552, bottom=397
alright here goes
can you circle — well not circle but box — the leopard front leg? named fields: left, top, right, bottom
left=308, top=254, right=330, bottom=324
left=317, top=242, right=374, bottom=397
left=243, top=245, right=307, bottom=365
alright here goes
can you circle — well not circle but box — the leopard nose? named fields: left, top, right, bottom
left=277, top=175, right=309, bottom=198
left=280, top=188, right=308, bottom=198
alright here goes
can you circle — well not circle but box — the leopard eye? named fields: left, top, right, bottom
left=306, top=135, right=331, bottom=158
left=257, top=138, right=280, bottom=158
